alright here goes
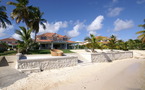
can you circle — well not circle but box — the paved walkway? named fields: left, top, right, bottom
left=0, top=66, right=27, bottom=88
left=0, top=56, right=27, bottom=89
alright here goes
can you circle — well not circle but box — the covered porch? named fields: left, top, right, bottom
left=39, top=42, right=76, bottom=49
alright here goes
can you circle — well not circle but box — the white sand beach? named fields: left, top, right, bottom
left=1, top=50, right=145, bottom=90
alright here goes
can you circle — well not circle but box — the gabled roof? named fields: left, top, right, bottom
left=96, top=36, right=109, bottom=40
left=36, top=33, right=69, bottom=38
left=0, top=37, right=18, bottom=41
left=36, top=39, right=52, bottom=42
left=66, top=40, right=76, bottom=43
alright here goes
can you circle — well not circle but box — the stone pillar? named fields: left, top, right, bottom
left=16, top=53, right=22, bottom=69
left=51, top=42, right=53, bottom=49
left=39, top=44, right=41, bottom=50
left=65, top=43, right=67, bottom=49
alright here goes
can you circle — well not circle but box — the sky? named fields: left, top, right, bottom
left=0, top=0, right=145, bottom=42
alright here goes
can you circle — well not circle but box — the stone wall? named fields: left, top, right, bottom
left=17, top=56, right=78, bottom=71
left=91, top=51, right=133, bottom=63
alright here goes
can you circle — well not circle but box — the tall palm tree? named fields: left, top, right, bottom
left=7, top=0, right=32, bottom=26
left=136, top=20, right=145, bottom=43
left=84, top=34, right=100, bottom=52
left=29, top=7, right=46, bottom=41
left=16, top=26, right=32, bottom=53
left=107, top=35, right=117, bottom=51
left=136, top=30, right=145, bottom=43
left=0, top=0, right=11, bottom=28
left=7, top=0, right=46, bottom=42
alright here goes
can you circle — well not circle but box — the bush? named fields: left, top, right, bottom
left=0, top=47, right=7, bottom=53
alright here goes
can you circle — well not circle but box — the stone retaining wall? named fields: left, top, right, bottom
left=91, top=51, right=133, bottom=63
left=17, top=56, right=78, bottom=71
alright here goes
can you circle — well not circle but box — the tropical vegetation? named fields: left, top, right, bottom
left=84, top=34, right=101, bottom=52
left=0, top=0, right=11, bottom=28
left=7, top=0, right=47, bottom=53
left=136, top=20, right=145, bottom=43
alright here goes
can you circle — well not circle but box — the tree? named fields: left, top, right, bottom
left=127, top=39, right=135, bottom=49
left=7, top=0, right=46, bottom=42
left=107, top=35, right=117, bottom=51
left=116, top=40, right=124, bottom=50
left=0, top=0, right=11, bottom=28
left=84, top=34, right=100, bottom=52
left=136, top=20, right=145, bottom=43
left=29, top=7, right=46, bottom=42
left=16, top=26, right=33, bottom=53
left=7, top=0, right=31, bottom=26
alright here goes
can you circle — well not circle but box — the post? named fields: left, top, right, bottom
left=65, top=43, right=67, bottom=49
left=16, top=53, right=22, bottom=69
left=51, top=42, right=53, bottom=49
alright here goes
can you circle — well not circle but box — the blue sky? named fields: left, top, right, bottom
left=0, top=0, right=145, bottom=41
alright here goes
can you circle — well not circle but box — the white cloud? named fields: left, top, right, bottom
left=12, top=33, right=21, bottom=40
left=114, top=19, right=134, bottom=31
left=87, top=15, right=104, bottom=31
left=12, top=32, right=35, bottom=40
left=67, top=22, right=84, bottom=38
left=88, top=31, right=97, bottom=36
left=137, top=0, right=145, bottom=4
left=107, top=7, right=123, bottom=17
left=0, top=24, right=14, bottom=37
left=38, top=21, right=68, bottom=34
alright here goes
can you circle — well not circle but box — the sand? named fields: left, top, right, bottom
left=1, top=50, right=145, bottom=90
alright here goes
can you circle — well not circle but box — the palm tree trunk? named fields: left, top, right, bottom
left=34, top=32, right=37, bottom=42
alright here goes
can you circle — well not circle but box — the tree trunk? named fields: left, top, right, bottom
left=34, top=32, right=37, bottom=42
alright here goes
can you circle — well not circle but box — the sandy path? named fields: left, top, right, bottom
left=2, top=58, right=145, bottom=90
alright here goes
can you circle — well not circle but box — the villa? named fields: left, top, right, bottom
left=0, top=37, right=18, bottom=49
left=36, top=33, right=76, bottom=49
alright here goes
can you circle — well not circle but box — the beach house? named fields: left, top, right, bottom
left=0, top=37, right=18, bottom=49
left=36, top=33, right=76, bottom=49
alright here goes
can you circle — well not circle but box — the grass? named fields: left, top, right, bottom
left=0, top=49, right=74, bottom=56
left=0, top=50, right=17, bottom=56
left=28, top=49, right=74, bottom=54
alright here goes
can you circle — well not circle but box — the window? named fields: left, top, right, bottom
left=63, top=38, right=67, bottom=41
left=41, top=36, right=47, bottom=40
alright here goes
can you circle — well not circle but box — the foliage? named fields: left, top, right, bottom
left=0, top=50, right=16, bottom=56
left=107, top=35, right=117, bottom=51
left=7, top=0, right=46, bottom=42
left=28, top=7, right=47, bottom=41
left=84, top=34, right=101, bottom=52
left=28, top=49, right=74, bottom=54
left=136, top=20, right=145, bottom=43
left=0, top=0, right=11, bottom=28
left=16, top=26, right=34, bottom=53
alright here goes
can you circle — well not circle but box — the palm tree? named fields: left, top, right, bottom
left=29, top=7, right=46, bottom=42
left=116, top=40, right=124, bottom=50
left=84, top=34, right=100, bottom=52
left=0, top=0, right=11, bottom=28
left=7, top=0, right=46, bottom=42
left=107, top=35, right=117, bottom=51
left=136, top=30, right=145, bottom=43
left=16, top=26, right=33, bottom=53
left=7, top=0, right=31, bottom=26
left=136, top=20, right=145, bottom=43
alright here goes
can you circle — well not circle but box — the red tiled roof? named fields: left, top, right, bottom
left=36, top=33, right=67, bottom=38
left=66, top=41, right=76, bottom=43
left=36, top=39, right=52, bottom=42
left=96, top=36, right=109, bottom=40
left=0, top=38, right=18, bottom=41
